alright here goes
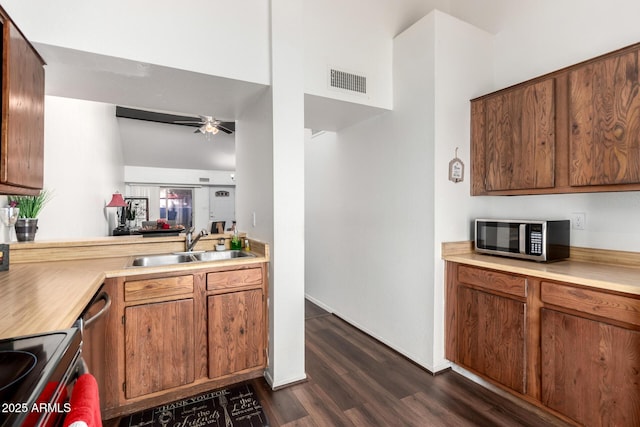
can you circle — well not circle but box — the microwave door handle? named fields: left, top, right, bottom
left=519, top=224, right=527, bottom=254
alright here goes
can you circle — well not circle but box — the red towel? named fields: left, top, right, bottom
left=63, top=374, right=102, bottom=427
left=23, top=381, right=67, bottom=427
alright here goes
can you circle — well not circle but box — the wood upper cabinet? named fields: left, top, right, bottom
left=0, top=10, right=45, bottom=194
left=569, top=48, right=640, bottom=186
left=476, top=78, right=555, bottom=192
left=471, top=42, right=640, bottom=196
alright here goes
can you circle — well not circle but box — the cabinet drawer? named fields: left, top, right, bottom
left=541, top=281, right=640, bottom=326
left=125, top=275, right=194, bottom=302
left=458, top=265, right=527, bottom=298
left=207, top=268, right=262, bottom=291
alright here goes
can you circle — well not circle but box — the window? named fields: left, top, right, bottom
left=159, top=188, right=193, bottom=229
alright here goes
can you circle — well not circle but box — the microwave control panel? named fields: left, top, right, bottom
left=529, top=224, right=543, bottom=255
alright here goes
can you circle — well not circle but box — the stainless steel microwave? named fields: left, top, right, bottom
left=475, top=219, right=570, bottom=262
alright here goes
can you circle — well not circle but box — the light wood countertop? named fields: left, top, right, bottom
left=442, top=242, right=640, bottom=296
left=0, top=257, right=129, bottom=339
left=0, top=236, right=270, bottom=340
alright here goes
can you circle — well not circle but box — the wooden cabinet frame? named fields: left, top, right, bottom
left=472, top=42, right=640, bottom=196
left=446, top=263, right=540, bottom=399
left=446, top=261, right=640, bottom=426
left=0, top=7, right=45, bottom=195
left=98, top=263, right=269, bottom=420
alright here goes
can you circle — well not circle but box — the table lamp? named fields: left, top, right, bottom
left=106, top=192, right=128, bottom=235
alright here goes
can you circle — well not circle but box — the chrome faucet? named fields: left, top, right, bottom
left=185, top=227, right=209, bottom=252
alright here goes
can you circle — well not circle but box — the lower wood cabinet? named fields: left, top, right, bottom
left=208, top=289, right=265, bottom=378
left=457, top=285, right=526, bottom=394
left=124, top=298, right=195, bottom=399
left=448, top=265, right=528, bottom=395
left=541, top=308, right=640, bottom=427
left=96, top=262, right=268, bottom=420
left=446, top=262, right=640, bottom=427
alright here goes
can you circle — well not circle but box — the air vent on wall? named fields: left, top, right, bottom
left=329, top=68, right=367, bottom=94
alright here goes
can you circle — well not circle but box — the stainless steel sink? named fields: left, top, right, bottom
left=194, top=250, right=256, bottom=262
left=130, top=253, right=198, bottom=267
left=130, top=250, right=256, bottom=267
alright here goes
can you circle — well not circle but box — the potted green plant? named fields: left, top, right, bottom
left=9, top=189, right=52, bottom=241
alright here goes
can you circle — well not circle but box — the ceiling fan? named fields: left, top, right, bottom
left=175, top=115, right=234, bottom=136
left=115, top=106, right=235, bottom=136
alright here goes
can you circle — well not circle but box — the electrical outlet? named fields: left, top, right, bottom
left=571, top=212, right=585, bottom=230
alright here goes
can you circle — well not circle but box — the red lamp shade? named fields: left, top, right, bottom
left=106, top=192, right=127, bottom=207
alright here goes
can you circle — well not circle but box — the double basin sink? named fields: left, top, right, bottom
left=131, top=250, right=256, bottom=267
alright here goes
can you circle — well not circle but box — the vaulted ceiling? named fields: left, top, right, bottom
left=31, top=1, right=506, bottom=172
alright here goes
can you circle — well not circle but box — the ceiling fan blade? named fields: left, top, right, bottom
left=216, top=126, right=233, bottom=134
left=216, top=122, right=235, bottom=134
left=116, top=106, right=202, bottom=127
left=174, top=120, right=203, bottom=124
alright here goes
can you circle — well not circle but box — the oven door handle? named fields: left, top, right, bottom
left=83, top=291, right=111, bottom=327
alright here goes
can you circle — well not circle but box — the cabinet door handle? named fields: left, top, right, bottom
left=84, top=291, right=111, bottom=327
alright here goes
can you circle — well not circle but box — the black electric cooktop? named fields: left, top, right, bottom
left=0, top=328, right=81, bottom=427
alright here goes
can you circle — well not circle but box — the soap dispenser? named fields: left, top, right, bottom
left=230, top=225, right=242, bottom=250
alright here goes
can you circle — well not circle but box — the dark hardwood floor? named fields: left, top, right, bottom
left=248, top=299, right=571, bottom=427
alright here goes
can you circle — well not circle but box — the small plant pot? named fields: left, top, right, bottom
left=15, top=218, right=38, bottom=242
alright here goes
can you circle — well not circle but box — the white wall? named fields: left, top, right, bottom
left=306, top=11, right=492, bottom=371
left=235, top=88, right=279, bottom=380
left=37, top=96, right=124, bottom=239
left=264, top=0, right=307, bottom=388
left=493, top=0, right=640, bottom=87
left=236, top=90, right=273, bottom=244
left=430, top=12, right=495, bottom=369
left=1, top=0, right=271, bottom=86
left=303, top=0, right=393, bottom=110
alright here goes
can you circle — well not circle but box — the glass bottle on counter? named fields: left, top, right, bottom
left=230, top=225, right=242, bottom=250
